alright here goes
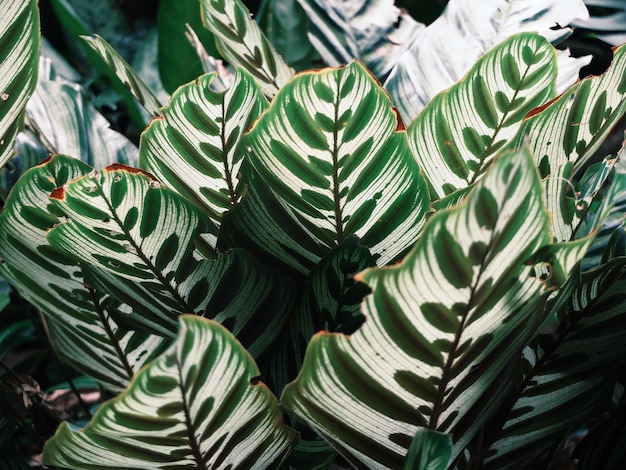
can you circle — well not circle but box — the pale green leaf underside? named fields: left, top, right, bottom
left=0, top=0, right=39, bottom=169
left=199, top=0, right=293, bottom=98
left=282, top=146, right=554, bottom=467
left=47, top=166, right=219, bottom=314
left=484, top=261, right=626, bottom=468
left=408, top=32, right=557, bottom=200
left=43, top=316, right=298, bottom=469
left=384, top=0, right=589, bottom=124
left=140, top=69, right=267, bottom=226
left=243, top=61, right=430, bottom=268
left=81, top=34, right=163, bottom=118
left=26, top=74, right=138, bottom=168
left=0, top=155, right=166, bottom=392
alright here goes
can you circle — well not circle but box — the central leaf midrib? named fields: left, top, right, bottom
left=333, top=79, right=344, bottom=244
left=86, top=281, right=135, bottom=380
left=470, top=60, right=536, bottom=185
left=428, top=202, right=508, bottom=429
left=101, top=182, right=194, bottom=312
left=176, top=355, right=207, bottom=469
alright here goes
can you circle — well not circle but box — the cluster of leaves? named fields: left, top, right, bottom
left=2, top=0, right=626, bottom=469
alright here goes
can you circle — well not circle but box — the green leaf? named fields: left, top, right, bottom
left=80, top=35, right=163, bottom=117
left=139, top=69, right=268, bottom=226
left=281, top=146, right=555, bottom=467
left=257, top=0, right=316, bottom=71
left=574, top=404, right=626, bottom=470
left=517, top=42, right=626, bottom=177
left=0, top=0, right=39, bottom=169
left=239, top=61, right=430, bottom=272
left=385, top=0, right=590, bottom=124
left=295, top=0, right=424, bottom=80
left=199, top=0, right=293, bottom=98
left=42, top=315, right=298, bottom=469
left=399, top=429, right=452, bottom=470
left=407, top=32, right=557, bottom=200
left=157, top=0, right=220, bottom=93
left=483, top=260, right=626, bottom=469
left=0, top=155, right=167, bottom=392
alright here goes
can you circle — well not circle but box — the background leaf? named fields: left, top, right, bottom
left=0, top=0, right=39, bottom=169
left=157, top=0, right=219, bottom=93
left=199, top=0, right=293, bottom=98
left=295, top=0, right=424, bottom=80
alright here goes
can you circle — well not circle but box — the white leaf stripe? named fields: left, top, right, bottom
left=282, top=147, right=554, bottom=467
left=0, top=0, right=39, bottom=169
left=81, top=35, right=163, bottom=117
left=243, top=61, right=430, bottom=268
left=43, top=316, right=298, bottom=469
left=407, top=33, right=556, bottom=200
left=0, top=155, right=166, bottom=393
left=140, top=69, right=267, bottom=226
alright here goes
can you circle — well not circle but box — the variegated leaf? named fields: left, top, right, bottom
left=81, top=34, right=163, bottom=118
left=281, top=146, right=555, bottom=467
left=0, top=0, right=39, bottom=169
left=483, top=260, right=626, bottom=469
left=385, top=0, right=590, bottom=124
left=0, top=155, right=167, bottom=393
left=46, top=166, right=289, bottom=357
left=517, top=42, right=626, bottom=177
left=199, top=0, right=293, bottom=98
left=43, top=316, right=298, bottom=469
left=239, top=61, right=430, bottom=272
left=139, top=69, right=267, bottom=226
left=407, top=32, right=557, bottom=200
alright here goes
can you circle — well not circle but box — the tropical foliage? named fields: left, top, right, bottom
left=1, top=0, right=626, bottom=468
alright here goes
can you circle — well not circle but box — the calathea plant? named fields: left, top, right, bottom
left=1, top=0, right=626, bottom=468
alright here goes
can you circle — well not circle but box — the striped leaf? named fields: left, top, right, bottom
left=239, top=61, right=430, bottom=272
left=517, top=42, right=626, bottom=177
left=385, top=0, right=591, bottom=124
left=0, top=0, right=39, bottom=169
left=261, top=236, right=374, bottom=394
left=295, top=0, right=424, bottom=79
left=407, top=32, right=557, bottom=200
left=81, top=35, right=163, bottom=118
left=139, top=69, right=268, bottom=226
left=45, top=166, right=289, bottom=356
left=281, top=146, right=556, bottom=467
left=0, top=155, right=167, bottom=393
left=483, top=260, right=626, bottom=469
left=199, top=0, right=293, bottom=98
left=42, top=315, right=298, bottom=469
